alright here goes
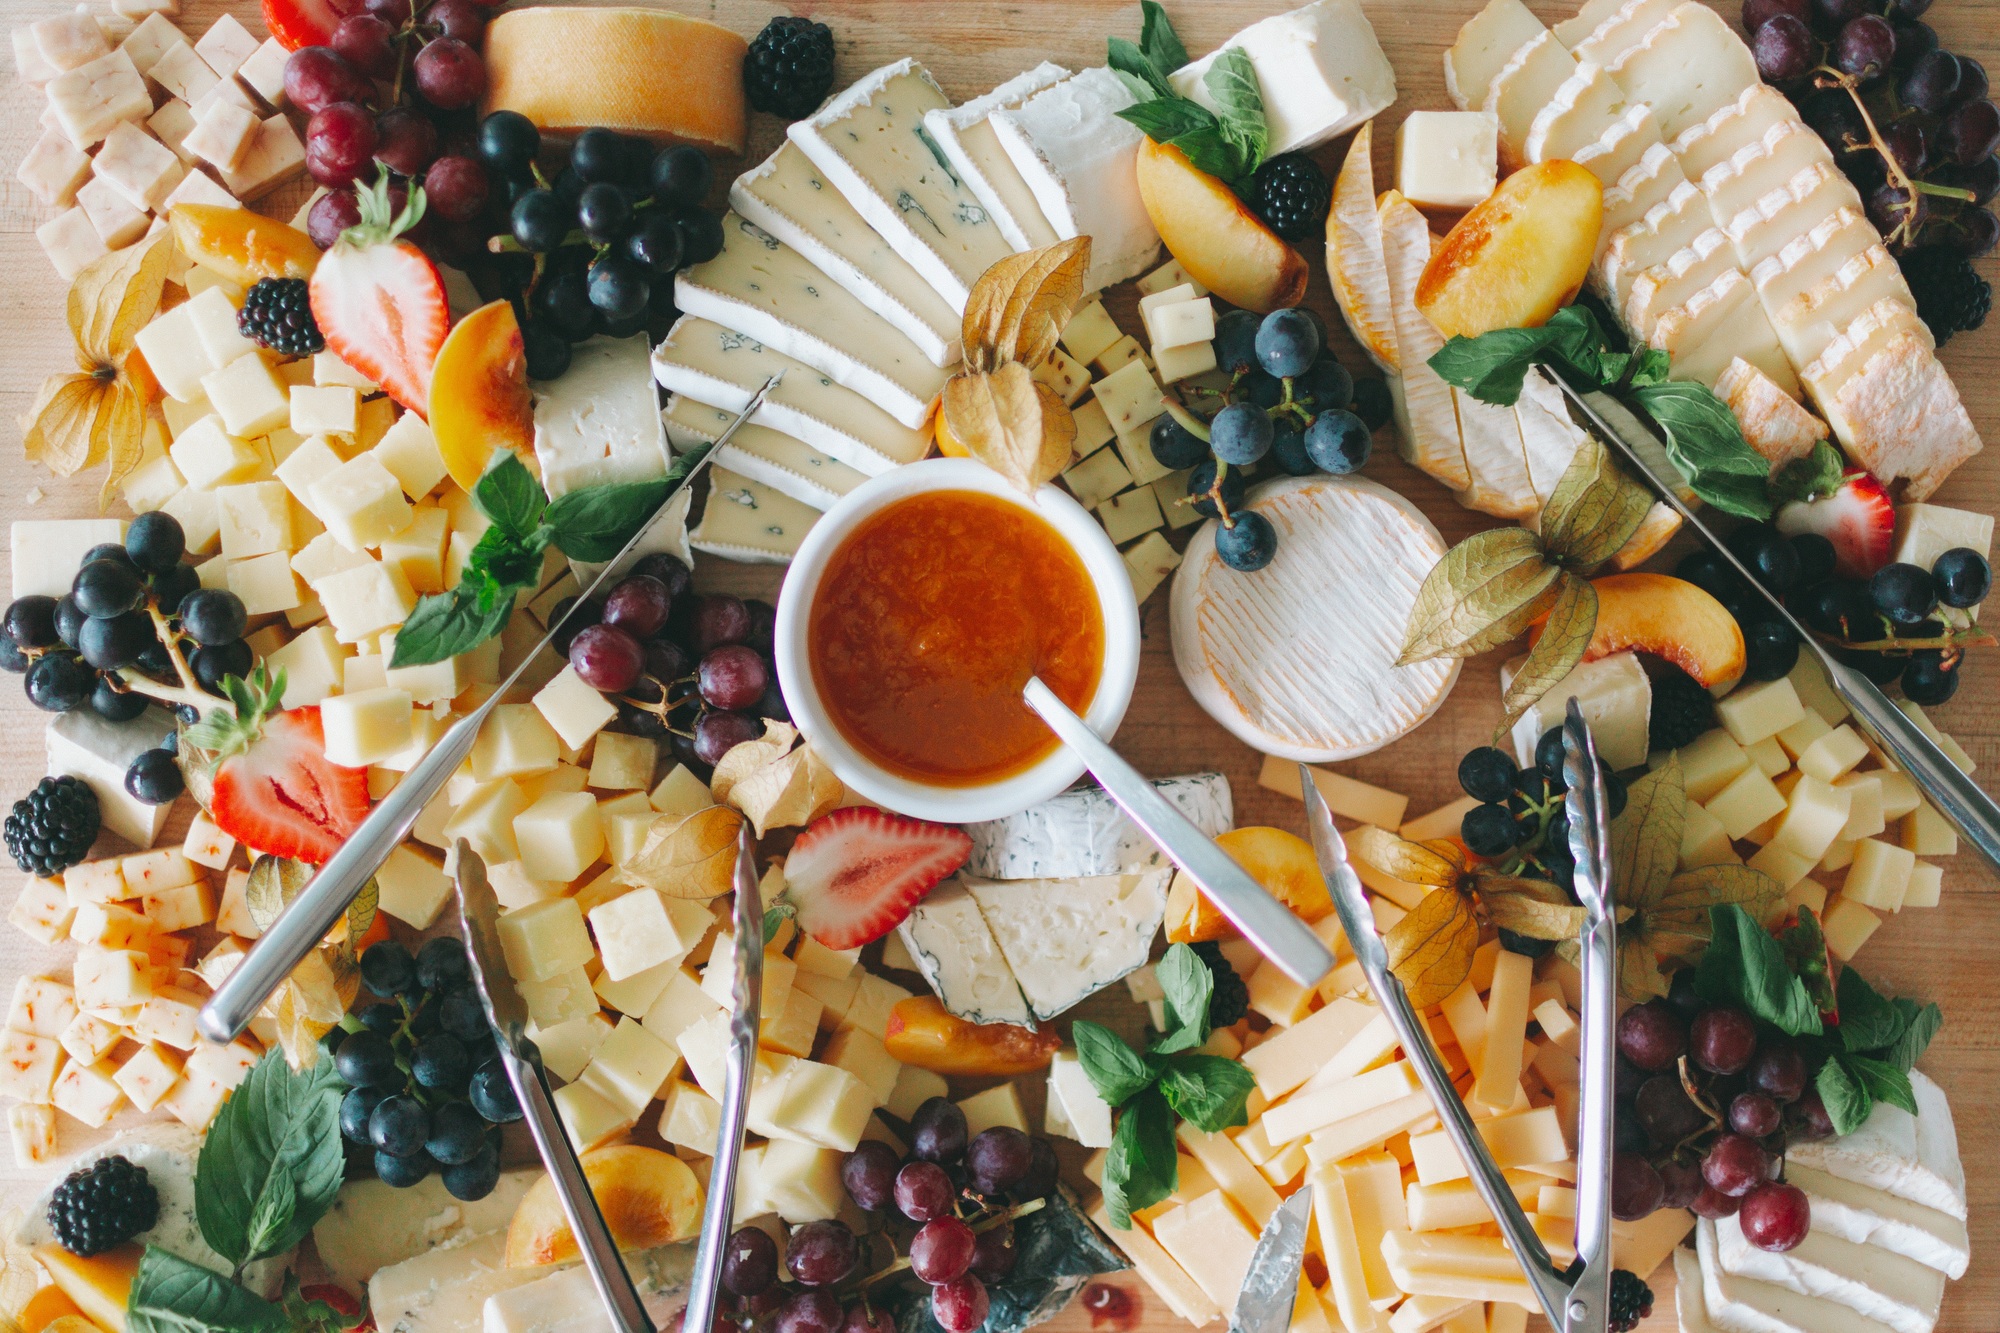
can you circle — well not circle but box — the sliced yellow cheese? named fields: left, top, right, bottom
left=1310, top=1162, right=1388, bottom=1333
left=1473, top=951, right=1533, bottom=1111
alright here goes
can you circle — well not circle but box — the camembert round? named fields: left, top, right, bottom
left=1169, top=474, right=1460, bottom=761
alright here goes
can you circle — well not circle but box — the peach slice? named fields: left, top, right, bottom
left=504, top=1145, right=702, bottom=1268
left=884, top=997, right=1060, bottom=1076
left=20, top=1284, right=87, bottom=1333
left=1166, top=826, right=1331, bottom=944
left=168, top=203, right=320, bottom=288
left=1134, top=139, right=1308, bottom=315
left=1417, top=160, right=1602, bottom=338
left=432, top=298, right=537, bottom=492
left=33, top=1242, right=139, bottom=1332
left=1535, top=571, right=1747, bottom=689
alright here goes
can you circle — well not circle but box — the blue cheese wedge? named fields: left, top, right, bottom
left=961, top=869, right=1171, bottom=1021
left=728, top=140, right=960, bottom=367
left=787, top=59, right=1015, bottom=312
left=664, top=395, right=864, bottom=512
left=923, top=64, right=1071, bottom=253
left=895, top=878, right=1036, bottom=1028
left=531, top=335, right=668, bottom=500
left=962, top=773, right=1232, bottom=879
left=689, top=467, right=819, bottom=565
left=313, top=1169, right=540, bottom=1293
left=674, top=215, right=948, bottom=429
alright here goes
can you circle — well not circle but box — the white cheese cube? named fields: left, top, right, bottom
left=225, top=550, right=302, bottom=616
left=48, top=705, right=178, bottom=849
left=48, top=49, right=151, bottom=148
left=375, top=506, right=448, bottom=594
left=1843, top=838, right=1916, bottom=912
left=821, top=1027, right=898, bottom=1105
left=120, top=12, right=183, bottom=77
left=35, top=12, right=112, bottom=71
left=59, top=1011, right=121, bottom=1065
left=215, top=480, right=292, bottom=558
left=1821, top=895, right=1882, bottom=960
left=73, top=946, right=153, bottom=1008
left=371, top=413, right=447, bottom=498
left=554, top=1081, right=634, bottom=1151
left=500, top=897, right=595, bottom=984
left=235, top=37, right=289, bottom=106
left=474, top=703, right=561, bottom=780
left=17, top=129, right=93, bottom=207
left=649, top=764, right=711, bottom=816
left=193, top=13, right=258, bottom=77
left=144, top=99, right=200, bottom=167
left=534, top=664, right=619, bottom=751
left=14, top=28, right=60, bottom=84
left=311, top=453, right=413, bottom=551
left=1902, top=860, right=1943, bottom=908
left=1061, top=301, right=1124, bottom=365
left=513, top=790, right=604, bottom=884
left=1704, top=764, right=1790, bottom=841
left=8, top=976, right=78, bottom=1038
left=52, top=1057, right=126, bottom=1126
left=0, top=1028, right=65, bottom=1103
left=113, top=1041, right=184, bottom=1111
left=9, top=877, right=75, bottom=946
left=444, top=779, right=529, bottom=863
left=957, top=1082, right=1029, bottom=1136
left=162, top=163, right=238, bottom=210
left=8, top=1103, right=59, bottom=1166
left=579, top=1017, right=679, bottom=1117
left=1769, top=774, right=1853, bottom=863
left=1396, top=110, right=1500, bottom=210
left=320, top=687, right=414, bottom=768
left=72, top=899, right=155, bottom=950
left=643, top=968, right=722, bottom=1046
left=168, top=414, right=261, bottom=489
left=201, top=352, right=291, bottom=439
left=1149, top=299, right=1216, bottom=352
left=1508, top=651, right=1654, bottom=774
left=76, top=175, right=149, bottom=248
left=182, top=285, right=257, bottom=367
left=1677, top=729, right=1752, bottom=802
left=1798, top=724, right=1871, bottom=784
left=529, top=1011, right=612, bottom=1084
left=1714, top=675, right=1805, bottom=746
left=182, top=91, right=257, bottom=172
left=761, top=1059, right=874, bottom=1152
left=265, top=622, right=346, bottom=708
left=135, top=304, right=217, bottom=403
left=132, top=985, right=202, bottom=1049
left=36, top=207, right=111, bottom=281
left=589, top=888, right=696, bottom=981
left=659, top=1080, right=720, bottom=1153
left=62, top=858, right=129, bottom=907
left=121, top=453, right=186, bottom=515
left=316, top=559, right=415, bottom=642
left=313, top=349, right=376, bottom=390
left=1153, top=338, right=1218, bottom=385
left=148, top=39, right=216, bottom=103
left=141, top=879, right=215, bottom=933
left=1048, top=1048, right=1115, bottom=1147
left=588, top=732, right=657, bottom=791
left=94, top=122, right=185, bottom=211
left=291, top=528, right=371, bottom=588
left=291, top=384, right=359, bottom=437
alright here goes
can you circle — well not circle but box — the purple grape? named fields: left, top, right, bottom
left=1754, top=14, right=1817, bottom=83
left=697, top=645, right=769, bottom=711
left=969, top=1224, right=1018, bottom=1281
left=777, top=1292, right=843, bottom=1333
left=743, top=599, right=776, bottom=655
left=1658, top=1159, right=1704, bottom=1210
left=1792, top=1089, right=1836, bottom=1141
left=568, top=623, right=643, bottom=693
left=931, top=1277, right=988, bottom=1333
left=1835, top=15, right=1896, bottom=80
left=549, top=596, right=603, bottom=656
left=692, top=594, right=751, bottom=653
left=1617, top=1000, right=1687, bottom=1072
left=784, top=1221, right=857, bottom=1287
left=1810, top=0, right=1869, bottom=36
left=1729, top=1092, right=1783, bottom=1139
left=842, top=1305, right=896, bottom=1333
left=895, top=1160, right=956, bottom=1223
left=721, top=1227, right=777, bottom=1296
left=1743, top=0, right=1810, bottom=28
left=1691, top=1008, right=1758, bottom=1075
left=1941, top=99, right=2000, bottom=166
left=1611, top=1152, right=1665, bottom=1221
left=603, top=575, right=673, bottom=639
left=1945, top=206, right=1999, bottom=258
left=642, top=637, right=688, bottom=682
left=840, top=1141, right=898, bottom=1211
left=909, top=1097, right=969, bottom=1163
left=965, top=1127, right=1033, bottom=1195
left=909, top=1218, right=976, bottom=1285
left=1960, top=57, right=1989, bottom=106
left=1892, top=19, right=1938, bottom=72
left=1881, top=120, right=1930, bottom=176
left=1739, top=1181, right=1812, bottom=1252
left=692, top=709, right=759, bottom=765
left=629, top=552, right=692, bottom=601
left=1703, top=1134, right=1773, bottom=1197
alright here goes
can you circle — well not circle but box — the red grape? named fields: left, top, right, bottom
left=910, top=1096, right=969, bottom=1163
left=1617, top=1000, right=1687, bottom=1071
left=630, top=552, right=692, bottom=600
left=692, top=594, right=751, bottom=653
left=1792, top=1088, right=1836, bottom=1141
left=1941, top=100, right=2000, bottom=166
left=307, top=103, right=381, bottom=187
left=424, top=155, right=489, bottom=221
left=1835, top=15, right=1897, bottom=80
left=1657, top=1159, right=1704, bottom=1210
left=932, top=1276, right=989, bottom=1333
left=1901, top=49, right=1964, bottom=114
left=1703, top=1134, right=1773, bottom=1197
left=965, top=1127, right=1033, bottom=1195
left=1690, top=1008, right=1758, bottom=1074
left=784, top=1221, right=857, bottom=1288
left=776, top=1292, right=842, bottom=1333
left=970, top=1224, right=1018, bottom=1281
left=307, top=188, right=362, bottom=248
left=643, top=638, right=688, bottom=682
left=894, top=1160, right=956, bottom=1223
left=426, top=0, right=488, bottom=42
left=1729, top=1092, right=1783, bottom=1139
left=1611, top=1152, right=1665, bottom=1221
left=1634, top=1074, right=1706, bottom=1145
left=842, top=1305, right=895, bottom=1333
left=840, top=1141, right=899, bottom=1211
left=692, top=710, right=759, bottom=766
left=365, top=0, right=413, bottom=20
left=1690, top=1184, right=1744, bottom=1219
left=568, top=623, right=643, bottom=693
left=331, top=14, right=396, bottom=77
left=1739, top=1181, right=1812, bottom=1252
left=698, top=646, right=769, bottom=712
left=910, top=1218, right=976, bottom=1285
left=1743, top=0, right=1810, bottom=27
left=604, top=575, right=673, bottom=638
left=414, top=37, right=485, bottom=110
left=374, top=107, right=440, bottom=178
left=720, top=1227, right=777, bottom=1296
left=285, top=47, right=373, bottom=116
left=1749, top=1040, right=1807, bottom=1103
left=1753, top=14, right=1816, bottom=83
left=550, top=597, right=603, bottom=656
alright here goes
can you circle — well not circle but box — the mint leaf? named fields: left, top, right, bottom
left=196, top=1050, right=346, bottom=1267
left=1116, top=97, right=1218, bottom=147
left=1836, top=965, right=1907, bottom=1053
left=1628, top=347, right=1672, bottom=387
left=1138, top=0, right=1188, bottom=75
left=467, top=521, right=548, bottom=598
left=1688, top=468, right=1777, bottom=521
left=1161, top=124, right=1253, bottom=185
left=1779, top=906, right=1836, bottom=1016
left=473, top=452, right=547, bottom=537
left=1694, top=904, right=1821, bottom=1036
left=1886, top=1000, right=1942, bottom=1072
left=1430, top=328, right=1561, bottom=405
left=1101, top=1086, right=1177, bottom=1230
left=1107, top=36, right=1172, bottom=99
left=1632, top=381, right=1774, bottom=519
left=1148, top=943, right=1212, bottom=1056
left=128, top=1247, right=290, bottom=1333
left=1846, top=1053, right=1917, bottom=1115
left=1202, top=48, right=1267, bottom=177
left=1541, top=305, right=1609, bottom=384
left=1073, top=1020, right=1158, bottom=1108
left=1158, top=1054, right=1254, bottom=1133
left=1816, top=1057, right=1873, bottom=1137
left=546, top=477, right=670, bottom=562
left=389, top=583, right=516, bottom=668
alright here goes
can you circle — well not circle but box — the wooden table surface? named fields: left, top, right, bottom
left=2, top=1, right=1996, bottom=1328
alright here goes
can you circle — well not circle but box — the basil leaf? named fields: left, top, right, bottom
left=1835, top=965, right=1907, bottom=1054
left=128, top=1247, right=290, bottom=1333
left=473, top=452, right=548, bottom=537
left=664, top=440, right=713, bottom=490
left=1632, top=381, right=1774, bottom=519
left=389, top=583, right=517, bottom=668
left=196, top=1050, right=346, bottom=1267
left=1846, top=1053, right=1918, bottom=1115
left=1101, top=1086, right=1177, bottom=1230
left=547, top=477, right=670, bottom=562
left=1429, top=328, right=1560, bottom=405
left=1541, top=305, right=1609, bottom=384
left=1106, top=37, right=1172, bottom=99
left=1816, top=1057, right=1873, bottom=1137
left=1147, top=943, right=1212, bottom=1056
left=467, top=522, right=549, bottom=597
left=1886, top=1000, right=1942, bottom=1072
left=1778, top=905, right=1836, bottom=1016
left=1628, top=347, right=1672, bottom=387
left=1072, top=1020, right=1158, bottom=1108
left=1688, top=468, right=1780, bottom=520
left=1164, top=125, right=1253, bottom=186
left=1158, top=1054, right=1254, bottom=1133
left=1202, top=48, right=1267, bottom=177
left=1138, top=0, right=1188, bottom=75
left=1116, top=96, right=1217, bottom=146
left=1694, top=904, right=1821, bottom=1036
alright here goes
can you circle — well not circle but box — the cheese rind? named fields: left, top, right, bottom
left=962, top=773, right=1231, bottom=879
left=1787, top=1070, right=1965, bottom=1221
left=923, top=64, right=1071, bottom=253
left=961, top=869, right=1170, bottom=1021
left=1170, top=0, right=1397, bottom=155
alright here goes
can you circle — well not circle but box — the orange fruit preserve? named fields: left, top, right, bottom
left=807, top=490, right=1104, bottom=786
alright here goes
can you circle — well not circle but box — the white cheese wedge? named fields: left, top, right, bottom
left=650, top=316, right=927, bottom=475
left=1718, top=357, right=1825, bottom=465
left=1803, top=299, right=1933, bottom=413
left=963, top=773, right=1232, bottom=879
left=961, top=869, right=1170, bottom=1020
left=313, top=1170, right=540, bottom=1294
left=895, top=877, right=1035, bottom=1028
left=1672, top=84, right=1802, bottom=182
left=369, top=1229, right=546, bottom=1333
left=1167, top=0, right=1395, bottom=155
left=1767, top=245, right=1913, bottom=372
left=1723, top=160, right=1865, bottom=271
left=1526, top=59, right=1629, bottom=164
left=1569, top=0, right=1678, bottom=69
left=1820, top=328, right=1983, bottom=502
left=48, top=705, right=176, bottom=849
left=728, top=140, right=961, bottom=367
left=689, top=467, right=819, bottom=564
left=1483, top=30, right=1578, bottom=168
left=787, top=60, right=1014, bottom=311
left=482, top=1243, right=694, bottom=1333
left=1696, top=1219, right=1901, bottom=1333
left=989, top=65, right=1161, bottom=293
left=923, top=63, right=1070, bottom=253
left=1601, top=141, right=1691, bottom=240
left=1598, top=180, right=1712, bottom=309
left=1046, top=1049, right=1114, bottom=1148
left=1788, top=1161, right=1970, bottom=1280
left=1700, top=121, right=1838, bottom=237
left=663, top=395, right=862, bottom=512
left=1505, top=650, right=1652, bottom=773
left=530, top=335, right=668, bottom=500
left=1445, top=0, right=1546, bottom=110
left=1572, top=103, right=1664, bottom=187
left=1379, top=192, right=1471, bottom=491
left=1170, top=474, right=1460, bottom=761
left=1325, top=121, right=1398, bottom=372
left=1623, top=227, right=1738, bottom=340
left=1672, top=282, right=1798, bottom=395
left=675, top=215, right=947, bottom=429
left=1604, top=2, right=1759, bottom=139
left=1714, top=1212, right=1944, bottom=1333
left=1789, top=1070, right=1966, bottom=1221
left=1514, top=365, right=1590, bottom=511
left=1455, top=387, right=1539, bottom=521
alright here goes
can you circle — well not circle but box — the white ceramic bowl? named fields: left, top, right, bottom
left=774, top=459, right=1140, bottom=824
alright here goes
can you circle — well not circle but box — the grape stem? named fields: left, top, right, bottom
left=1810, top=67, right=1978, bottom=248
left=110, top=603, right=227, bottom=715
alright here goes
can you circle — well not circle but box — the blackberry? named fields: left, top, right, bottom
left=6, top=775, right=100, bottom=877
left=48, top=1155, right=159, bottom=1256
left=1898, top=246, right=1990, bottom=345
left=1648, top=664, right=1715, bottom=752
left=1609, top=1268, right=1655, bottom=1333
left=743, top=17, right=836, bottom=119
left=1191, top=942, right=1250, bottom=1028
left=237, top=277, right=324, bottom=356
left=1248, top=154, right=1332, bottom=241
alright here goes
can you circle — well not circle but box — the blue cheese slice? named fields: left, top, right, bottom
left=728, top=140, right=960, bottom=367
left=961, top=869, right=1171, bottom=1020
left=530, top=335, right=668, bottom=500
left=895, top=878, right=1036, bottom=1028
left=923, top=63, right=1071, bottom=253
left=690, top=468, right=819, bottom=565
left=312, top=1169, right=540, bottom=1293
left=962, top=772, right=1233, bottom=879
left=788, top=59, right=1015, bottom=311
left=650, top=316, right=928, bottom=475
left=368, top=1229, right=545, bottom=1333
left=664, top=395, right=864, bottom=512
left=674, top=215, right=948, bottom=430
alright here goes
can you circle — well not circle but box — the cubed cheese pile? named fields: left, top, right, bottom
left=14, top=3, right=303, bottom=278
left=3, top=842, right=261, bottom=1166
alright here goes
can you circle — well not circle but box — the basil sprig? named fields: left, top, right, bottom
left=1428, top=304, right=1778, bottom=520
left=1076, top=943, right=1256, bottom=1228
left=1109, top=3, right=1269, bottom=186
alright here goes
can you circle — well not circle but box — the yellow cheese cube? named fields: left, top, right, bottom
left=1833, top=772, right=1887, bottom=842
left=837, top=972, right=908, bottom=1042
left=1715, top=677, right=1804, bottom=746
left=113, top=1042, right=184, bottom=1112
left=821, top=1027, right=897, bottom=1105
left=316, top=559, right=413, bottom=641
left=8, top=877, right=75, bottom=945
left=1746, top=842, right=1814, bottom=889
left=885, top=1064, right=948, bottom=1123
left=758, top=1140, right=848, bottom=1224
left=499, top=897, right=596, bottom=983
left=71, top=900, right=156, bottom=950
left=215, top=867, right=258, bottom=938
left=376, top=505, right=449, bottom=594
left=132, top=986, right=203, bottom=1049
left=534, top=664, right=619, bottom=751
left=291, top=384, right=358, bottom=437
left=52, top=1057, right=126, bottom=1127
left=760, top=985, right=822, bottom=1059
left=6, top=976, right=77, bottom=1038
left=201, top=351, right=291, bottom=438
left=0, top=1030, right=62, bottom=1103
left=1745, top=735, right=1789, bottom=777
left=319, top=686, right=414, bottom=768
left=649, top=764, right=710, bottom=815
left=474, top=703, right=561, bottom=780
left=169, top=413, right=263, bottom=489
left=1797, top=724, right=1870, bottom=784
left=1776, top=708, right=1833, bottom=760
left=531, top=1010, right=613, bottom=1082
left=1678, top=730, right=1752, bottom=802
left=659, top=1080, right=720, bottom=1154
left=642, top=968, right=721, bottom=1046
left=589, top=888, right=701, bottom=982
left=311, top=452, right=413, bottom=551
left=554, top=1080, right=636, bottom=1151
left=512, top=790, right=603, bottom=883
left=1678, top=799, right=1739, bottom=869
left=59, top=1012, right=120, bottom=1065
left=141, top=879, right=216, bottom=933
left=578, top=1016, right=680, bottom=1117
left=374, top=845, right=451, bottom=928
left=1821, top=895, right=1883, bottom=960
left=372, top=413, right=447, bottom=498
left=794, top=938, right=858, bottom=980
left=1152, top=1191, right=1260, bottom=1313
left=1876, top=770, right=1923, bottom=820
left=1902, top=860, right=1943, bottom=908
left=1768, top=774, right=1853, bottom=862
left=517, top=964, right=600, bottom=1028
left=794, top=969, right=859, bottom=1032
left=957, top=1082, right=1028, bottom=1136
left=588, top=732, right=658, bottom=790
left=1901, top=802, right=1957, bottom=857
left=1059, top=300, right=1123, bottom=364
left=1703, top=765, right=1789, bottom=840
left=1842, top=838, right=1915, bottom=911
left=763, top=1059, right=874, bottom=1151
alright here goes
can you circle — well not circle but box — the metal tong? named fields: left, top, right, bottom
left=1300, top=699, right=1617, bottom=1332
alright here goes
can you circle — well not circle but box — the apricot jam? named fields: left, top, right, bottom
left=807, top=490, right=1103, bottom=786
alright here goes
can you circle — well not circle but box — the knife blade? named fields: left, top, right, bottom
left=1544, top=368, right=2000, bottom=871
left=1229, top=1189, right=1313, bottom=1333
left=1560, top=701, right=1615, bottom=1333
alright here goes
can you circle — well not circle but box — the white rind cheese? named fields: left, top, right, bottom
left=1171, top=475, right=1460, bottom=762
left=1788, top=1070, right=1966, bottom=1222
left=370, top=1229, right=547, bottom=1333
left=1713, top=1213, right=1944, bottom=1333
left=1168, top=0, right=1396, bottom=155
left=530, top=335, right=669, bottom=500
left=895, top=877, right=1036, bottom=1028
left=1696, top=1219, right=1901, bottom=1333
left=1504, top=650, right=1653, bottom=774
left=962, top=772, right=1233, bottom=879
left=1379, top=192, right=1471, bottom=491
left=923, top=63, right=1071, bottom=253
left=962, top=869, right=1171, bottom=1020
left=689, top=467, right=819, bottom=565
left=663, top=395, right=864, bottom=512
left=314, top=1169, right=541, bottom=1293
left=48, top=704, right=176, bottom=849
left=1787, top=1162, right=1970, bottom=1280
left=1047, top=1049, right=1114, bottom=1148
left=481, top=1240, right=694, bottom=1333
left=988, top=66, right=1161, bottom=293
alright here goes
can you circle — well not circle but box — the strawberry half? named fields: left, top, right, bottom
left=261, top=0, right=360, bottom=50
left=309, top=168, right=448, bottom=417
left=775, top=808, right=972, bottom=950
left=1774, top=466, right=1896, bottom=579
left=185, top=668, right=371, bottom=865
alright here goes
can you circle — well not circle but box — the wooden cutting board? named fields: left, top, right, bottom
left=0, top=2, right=1993, bottom=1328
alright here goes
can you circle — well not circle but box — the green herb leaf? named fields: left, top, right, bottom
left=546, top=477, right=670, bottom=562
left=1886, top=1000, right=1943, bottom=1072
left=1107, top=37, right=1173, bottom=100
left=1202, top=49, right=1267, bottom=176
left=1836, top=965, right=1908, bottom=1054
left=127, top=1247, right=290, bottom=1333
left=1160, top=124, right=1254, bottom=183
left=1768, top=441, right=1846, bottom=506
left=280, top=1272, right=367, bottom=1333
left=388, top=582, right=517, bottom=668
left=1631, top=381, right=1774, bottom=520
left=195, top=1049, right=347, bottom=1267
left=466, top=522, right=549, bottom=600
left=1694, top=904, right=1822, bottom=1036
left=1116, top=97, right=1219, bottom=147
left=1100, top=1085, right=1178, bottom=1230
left=1157, top=1054, right=1254, bottom=1133
left=1846, top=1052, right=1918, bottom=1115
left=474, top=451, right=547, bottom=537
left=1138, top=0, right=1188, bottom=75
left=1429, top=328, right=1561, bottom=405
left=1816, top=1056, right=1873, bottom=1137
left=1072, top=1020, right=1158, bottom=1109
left=1627, top=347, right=1672, bottom=387
left=1540, top=305, right=1609, bottom=384
left=1147, top=943, right=1212, bottom=1055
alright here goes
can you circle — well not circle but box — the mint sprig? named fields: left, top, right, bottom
left=1076, top=942, right=1255, bottom=1228
left=1109, top=2, right=1270, bottom=186
left=194, top=1049, right=347, bottom=1279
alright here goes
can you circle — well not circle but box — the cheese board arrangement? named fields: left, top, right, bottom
left=0, top=0, right=1993, bottom=1331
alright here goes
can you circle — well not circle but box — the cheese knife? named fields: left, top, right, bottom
left=199, top=375, right=783, bottom=1044
left=1547, top=369, right=2000, bottom=872
left=1228, top=1188, right=1313, bottom=1333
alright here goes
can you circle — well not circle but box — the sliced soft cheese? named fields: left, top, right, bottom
left=1750, top=207, right=1879, bottom=323
left=1714, top=1212, right=1944, bottom=1333
left=1169, top=474, right=1460, bottom=761
left=962, top=772, right=1232, bottom=879
left=369, top=1229, right=546, bottom=1333
left=482, top=1240, right=694, bottom=1333
left=1601, top=141, right=1691, bottom=240
left=961, top=869, right=1171, bottom=1020
left=530, top=335, right=668, bottom=500
left=663, top=395, right=863, bottom=511
left=1483, top=29, right=1578, bottom=169
left=728, top=140, right=961, bottom=367
left=650, top=315, right=929, bottom=475
left=1569, top=0, right=1678, bottom=70
left=1672, top=84, right=1802, bottom=183
left=1623, top=227, right=1738, bottom=341
left=1822, top=327, right=1984, bottom=502
left=1526, top=59, right=1629, bottom=165
left=1572, top=103, right=1664, bottom=188
left=895, top=877, right=1035, bottom=1029
left=1603, top=1, right=1759, bottom=139
left=313, top=1169, right=540, bottom=1294
left=1515, top=366, right=1589, bottom=512
left=689, top=467, right=819, bottom=564
left=787, top=59, right=1014, bottom=311
left=1598, top=180, right=1711, bottom=310
left=1788, top=1161, right=1970, bottom=1280
left=1505, top=650, right=1652, bottom=773
left=1722, top=160, right=1864, bottom=272
left=1696, top=1219, right=1901, bottom=1333
left=1455, top=386, right=1540, bottom=521
left=12, top=517, right=124, bottom=598
left=1325, top=121, right=1398, bottom=372
left=1717, top=356, right=1825, bottom=466
left=989, top=65, right=1161, bottom=293
left=923, top=63, right=1071, bottom=253
left=1167, top=0, right=1395, bottom=155
left=48, top=704, right=177, bottom=849
left=1445, top=0, right=1547, bottom=111
left=674, top=214, right=948, bottom=430
left=1379, top=192, right=1471, bottom=491
left=1789, top=1070, right=1966, bottom=1222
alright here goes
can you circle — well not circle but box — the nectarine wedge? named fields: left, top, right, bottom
left=1134, top=139, right=1308, bottom=315
left=1534, top=572, right=1746, bottom=689
left=884, top=997, right=1060, bottom=1076
left=33, top=1242, right=139, bottom=1333
left=169, top=203, right=320, bottom=287
left=1417, top=160, right=1602, bottom=338
left=432, top=299, right=537, bottom=492
left=504, top=1145, right=702, bottom=1268
left=1166, top=826, right=1332, bottom=943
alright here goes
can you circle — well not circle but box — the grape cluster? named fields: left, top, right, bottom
left=1454, top=736, right=1628, bottom=923
left=1679, top=525, right=1990, bottom=704
left=1742, top=0, right=1996, bottom=311
left=554, top=554, right=783, bottom=776
left=1611, top=977, right=1830, bottom=1254
left=331, top=937, right=523, bottom=1201
left=1156, top=308, right=1390, bottom=573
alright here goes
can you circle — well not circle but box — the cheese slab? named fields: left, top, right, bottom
left=923, top=64, right=1070, bottom=253
left=1167, top=0, right=1396, bottom=155
left=689, top=468, right=819, bottom=564
left=312, top=1169, right=540, bottom=1293
left=895, top=877, right=1035, bottom=1028
left=531, top=335, right=668, bottom=500
left=1786, top=1161, right=1969, bottom=1279
left=961, top=869, right=1170, bottom=1020
left=961, top=773, right=1232, bottom=879
left=1696, top=1218, right=1902, bottom=1333
left=663, top=396, right=864, bottom=512
left=1170, top=475, right=1460, bottom=761
left=1713, top=1211, right=1944, bottom=1333
left=1788, top=1070, right=1966, bottom=1221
